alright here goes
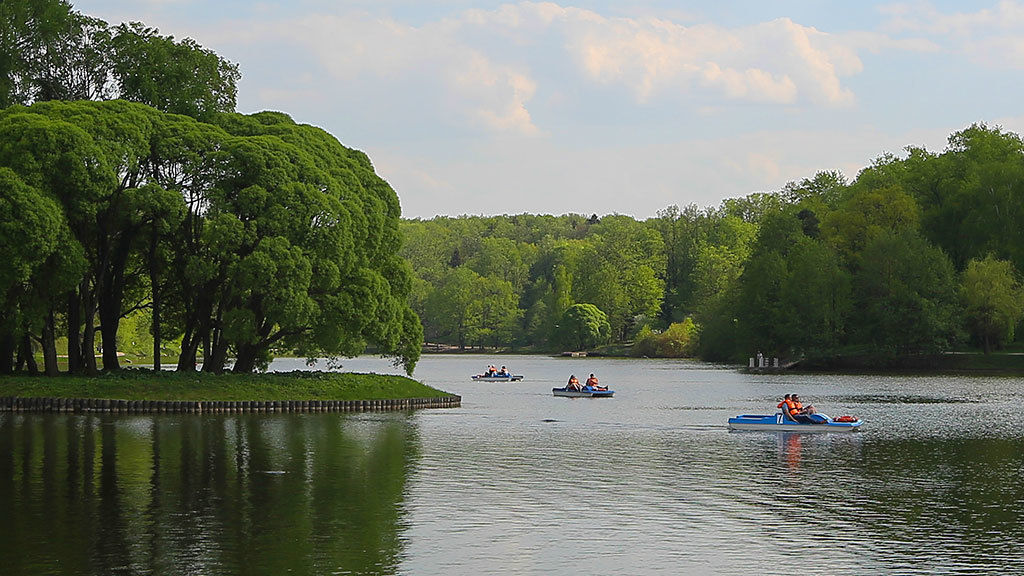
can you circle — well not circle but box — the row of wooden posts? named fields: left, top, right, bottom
left=0, top=395, right=461, bottom=413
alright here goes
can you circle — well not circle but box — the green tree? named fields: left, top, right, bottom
left=0, top=166, right=76, bottom=373
left=180, top=111, right=421, bottom=374
left=466, top=276, right=521, bottom=348
left=776, top=237, right=851, bottom=357
left=733, top=210, right=803, bottom=357
left=632, top=318, right=698, bottom=358
left=961, top=255, right=1024, bottom=353
left=820, top=185, right=920, bottom=270
left=554, top=303, right=611, bottom=351
left=852, top=231, right=962, bottom=358
left=109, top=22, right=239, bottom=120
left=0, top=2, right=113, bottom=105
left=918, top=124, right=1024, bottom=271
left=425, top=267, right=481, bottom=350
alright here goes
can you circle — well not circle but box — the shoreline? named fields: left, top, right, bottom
left=0, top=396, right=458, bottom=414
left=0, top=370, right=460, bottom=411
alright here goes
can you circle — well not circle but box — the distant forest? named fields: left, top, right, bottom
left=402, top=123, right=1024, bottom=364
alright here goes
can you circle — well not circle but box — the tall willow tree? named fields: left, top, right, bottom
left=0, top=102, right=421, bottom=375
left=177, top=111, right=421, bottom=374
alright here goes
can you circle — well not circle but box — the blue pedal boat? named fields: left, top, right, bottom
left=471, top=374, right=524, bottom=382
left=552, top=386, right=614, bottom=398
left=728, top=412, right=862, bottom=432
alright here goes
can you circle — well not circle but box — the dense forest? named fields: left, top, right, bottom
left=402, top=124, right=1024, bottom=365
left=0, top=1, right=421, bottom=375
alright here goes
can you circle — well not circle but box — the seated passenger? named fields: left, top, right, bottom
left=792, top=394, right=816, bottom=415
left=567, top=375, right=582, bottom=391
left=585, top=373, right=604, bottom=390
left=777, top=394, right=792, bottom=414
left=792, top=394, right=823, bottom=423
left=499, top=365, right=509, bottom=377
left=785, top=392, right=816, bottom=423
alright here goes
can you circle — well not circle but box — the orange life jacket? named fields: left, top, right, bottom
left=586, top=377, right=598, bottom=387
left=783, top=398, right=798, bottom=417
left=793, top=400, right=804, bottom=412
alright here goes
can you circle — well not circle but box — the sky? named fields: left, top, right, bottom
left=73, top=0, right=1024, bottom=220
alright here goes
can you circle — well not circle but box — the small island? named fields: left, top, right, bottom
left=0, top=370, right=459, bottom=413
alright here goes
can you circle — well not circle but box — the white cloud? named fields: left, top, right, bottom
left=210, top=0, right=906, bottom=138
left=879, top=0, right=1024, bottom=68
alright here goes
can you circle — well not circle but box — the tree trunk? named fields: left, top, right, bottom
left=176, top=332, right=200, bottom=371
left=232, top=344, right=258, bottom=373
left=0, top=329, right=14, bottom=374
left=203, top=325, right=214, bottom=370
left=82, top=286, right=98, bottom=375
left=151, top=241, right=162, bottom=371
left=67, top=287, right=82, bottom=373
left=152, top=295, right=161, bottom=370
left=99, top=295, right=121, bottom=371
left=19, top=333, right=38, bottom=374
left=204, top=334, right=229, bottom=373
left=42, top=309, right=59, bottom=376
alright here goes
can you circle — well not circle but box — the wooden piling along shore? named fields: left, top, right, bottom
left=0, top=395, right=461, bottom=414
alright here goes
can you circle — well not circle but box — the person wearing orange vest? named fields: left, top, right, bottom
left=567, top=375, right=582, bottom=391
left=792, top=394, right=816, bottom=415
left=778, top=394, right=814, bottom=423
left=792, top=394, right=825, bottom=424
left=585, top=373, right=605, bottom=391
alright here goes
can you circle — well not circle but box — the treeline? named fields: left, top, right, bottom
left=0, top=1, right=421, bottom=375
left=402, top=124, right=1024, bottom=364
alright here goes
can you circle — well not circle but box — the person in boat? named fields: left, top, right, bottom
left=779, top=394, right=815, bottom=424
left=792, top=394, right=816, bottom=415
left=498, top=365, right=509, bottom=377
left=585, top=373, right=606, bottom=391
left=567, top=375, right=582, bottom=391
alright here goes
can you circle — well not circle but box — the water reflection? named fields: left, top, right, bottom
left=0, top=412, right=416, bottom=576
left=780, top=433, right=802, bottom=471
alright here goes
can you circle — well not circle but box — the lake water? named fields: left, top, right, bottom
left=3, top=355, right=1024, bottom=575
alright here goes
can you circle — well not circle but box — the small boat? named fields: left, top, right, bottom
left=471, top=374, right=524, bottom=382
left=552, top=386, right=614, bottom=398
left=727, top=412, right=862, bottom=433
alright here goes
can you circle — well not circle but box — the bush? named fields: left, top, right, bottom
left=632, top=318, right=699, bottom=358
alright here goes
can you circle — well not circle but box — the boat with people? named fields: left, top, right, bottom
left=471, top=365, right=523, bottom=382
left=552, top=386, right=614, bottom=398
left=727, top=412, right=862, bottom=432
left=471, top=374, right=524, bottom=382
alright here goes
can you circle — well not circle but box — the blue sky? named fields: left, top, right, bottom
left=73, top=0, right=1024, bottom=219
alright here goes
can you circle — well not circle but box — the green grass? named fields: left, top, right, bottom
left=0, top=370, right=454, bottom=402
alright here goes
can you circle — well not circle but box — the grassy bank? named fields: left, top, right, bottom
left=0, top=370, right=453, bottom=402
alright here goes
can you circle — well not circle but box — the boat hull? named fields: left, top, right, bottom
left=471, top=375, right=524, bottom=382
left=552, top=387, right=614, bottom=398
left=727, top=413, right=862, bottom=433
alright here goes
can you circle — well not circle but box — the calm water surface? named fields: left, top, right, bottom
left=3, top=355, right=1024, bottom=575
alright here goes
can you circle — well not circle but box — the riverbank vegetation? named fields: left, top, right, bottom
left=0, top=370, right=450, bottom=401
left=403, top=125, right=1024, bottom=367
left=0, top=1, right=421, bottom=377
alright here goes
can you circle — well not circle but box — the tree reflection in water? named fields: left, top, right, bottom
left=0, top=412, right=417, bottom=576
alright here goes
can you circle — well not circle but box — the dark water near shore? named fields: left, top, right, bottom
left=3, top=355, right=1024, bottom=575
